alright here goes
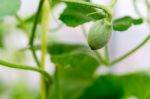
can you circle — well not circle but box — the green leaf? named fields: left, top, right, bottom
left=120, top=73, right=150, bottom=99
left=113, top=16, right=143, bottom=31
left=79, top=75, right=124, bottom=99
left=48, top=43, right=101, bottom=99
left=59, top=1, right=106, bottom=27
left=0, top=0, right=21, bottom=19
left=79, top=73, right=150, bottom=99
left=132, top=18, right=143, bottom=25
left=48, top=43, right=86, bottom=55
left=48, top=43, right=100, bottom=78
left=50, top=67, right=95, bottom=99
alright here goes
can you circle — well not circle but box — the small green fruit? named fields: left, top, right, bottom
left=88, top=19, right=112, bottom=50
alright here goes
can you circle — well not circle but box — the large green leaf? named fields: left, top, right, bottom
left=50, top=67, right=95, bottom=99
left=48, top=43, right=101, bottom=99
left=120, top=73, right=150, bottom=99
left=59, top=1, right=106, bottom=27
left=48, top=43, right=100, bottom=78
left=79, top=73, right=150, bottom=99
left=0, top=0, right=21, bottom=19
left=48, top=43, right=86, bottom=55
left=79, top=75, right=124, bottom=99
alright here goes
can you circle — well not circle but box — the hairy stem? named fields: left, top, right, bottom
left=40, top=0, right=50, bottom=99
left=0, top=60, right=52, bottom=83
left=110, top=34, right=150, bottom=65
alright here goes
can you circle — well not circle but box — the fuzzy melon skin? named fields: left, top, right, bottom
left=88, top=20, right=112, bottom=50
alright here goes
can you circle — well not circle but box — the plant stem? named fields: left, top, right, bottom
left=145, top=0, right=150, bottom=8
left=103, top=46, right=110, bottom=65
left=31, top=46, right=40, bottom=66
left=110, top=34, right=150, bottom=65
left=40, top=0, right=50, bottom=72
left=0, top=60, right=52, bottom=83
left=94, top=51, right=106, bottom=65
left=132, top=0, right=143, bottom=18
left=16, top=14, right=40, bottom=66
left=40, top=0, right=50, bottom=99
left=55, top=66, right=63, bottom=99
left=145, top=0, right=150, bottom=22
left=133, top=0, right=150, bottom=23
left=109, top=0, right=118, bottom=8
left=29, top=0, right=44, bottom=46
left=61, top=0, right=112, bottom=19
left=29, top=0, right=44, bottom=66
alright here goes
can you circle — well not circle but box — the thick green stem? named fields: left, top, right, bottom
left=29, top=0, right=44, bottom=66
left=40, top=0, right=50, bottom=99
left=110, top=34, right=150, bottom=65
left=61, top=0, right=112, bottom=19
left=0, top=60, right=52, bottom=83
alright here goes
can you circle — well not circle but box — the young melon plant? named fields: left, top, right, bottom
left=0, top=0, right=150, bottom=99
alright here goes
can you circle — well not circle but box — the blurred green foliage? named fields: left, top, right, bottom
left=0, top=0, right=20, bottom=19
left=0, top=80, right=40, bottom=99
left=0, top=22, right=5, bottom=48
left=9, top=81, right=39, bottom=99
